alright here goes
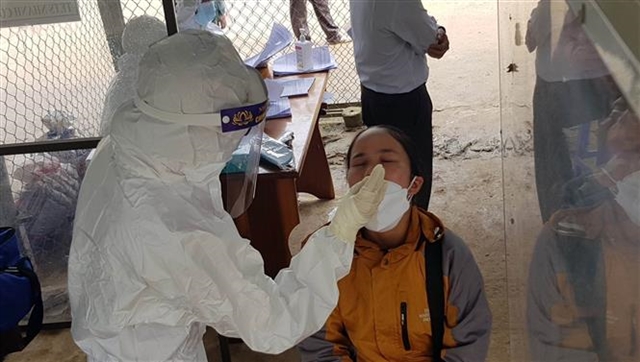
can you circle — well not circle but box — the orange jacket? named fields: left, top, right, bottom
left=298, top=207, right=491, bottom=361
left=528, top=200, right=640, bottom=361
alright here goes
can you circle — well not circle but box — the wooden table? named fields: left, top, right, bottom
left=225, top=70, right=335, bottom=277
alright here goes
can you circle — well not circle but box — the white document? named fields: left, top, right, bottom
left=264, top=79, right=290, bottom=119
left=311, top=46, right=336, bottom=70
left=272, top=46, right=337, bottom=75
left=280, top=78, right=315, bottom=97
left=244, top=23, right=293, bottom=68
left=265, top=79, right=284, bottom=100
left=264, top=78, right=315, bottom=98
left=267, top=97, right=292, bottom=119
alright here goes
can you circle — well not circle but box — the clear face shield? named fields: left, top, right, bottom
left=220, top=117, right=265, bottom=218
left=219, top=66, right=268, bottom=217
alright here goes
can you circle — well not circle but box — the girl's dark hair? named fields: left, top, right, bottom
left=345, top=125, right=424, bottom=177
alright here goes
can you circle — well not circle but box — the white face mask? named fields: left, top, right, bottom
left=615, top=170, right=640, bottom=226
left=365, top=177, right=416, bottom=233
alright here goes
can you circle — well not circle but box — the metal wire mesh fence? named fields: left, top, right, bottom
left=1, top=1, right=165, bottom=145
left=224, top=0, right=359, bottom=105
left=1, top=0, right=165, bottom=214
left=0, top=0, right=166, bottom=324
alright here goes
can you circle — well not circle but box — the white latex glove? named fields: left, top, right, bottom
left=329, top=164, right=387, bottom=242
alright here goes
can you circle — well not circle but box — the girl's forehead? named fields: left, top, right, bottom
left=352, top=129, right=403, bottom=151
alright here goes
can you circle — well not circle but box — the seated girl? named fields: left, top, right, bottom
left=298, top=125, right=492, bottom=361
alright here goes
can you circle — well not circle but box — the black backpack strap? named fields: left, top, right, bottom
left=424, top=229, right=445, bottom=362
left=16, top=257, right=43, bottom=348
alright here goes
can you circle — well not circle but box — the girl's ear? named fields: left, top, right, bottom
left=408, top=176, right=424, bottom=198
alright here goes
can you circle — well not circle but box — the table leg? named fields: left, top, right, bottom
left=296, top=122, right=335, bottom=200
left=217, top=335, right=232, bottom=362
left=234, top=177, right=298, bottom=277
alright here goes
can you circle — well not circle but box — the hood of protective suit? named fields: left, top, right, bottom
left=110, top=30, right=267, bottom=182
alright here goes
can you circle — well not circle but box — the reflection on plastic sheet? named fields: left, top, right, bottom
left=502, top=0, right=640, bottom=360
left=527, top=103, right=640, bottom=362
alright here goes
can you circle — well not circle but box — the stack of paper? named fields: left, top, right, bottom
left=244, top=23, right=293, bottom=68
left=264, top=78, right=316, bottom=98
left=267, top=98, right=292, bottom=119
left=264, top=79, right=291, bottom=119
left=272, top=46, right=337, bottom=76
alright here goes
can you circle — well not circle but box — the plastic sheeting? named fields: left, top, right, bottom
left=498, top=1, right=639, bottom=360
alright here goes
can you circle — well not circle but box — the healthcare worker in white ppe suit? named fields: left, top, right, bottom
left=176, top=0, right=226, bottom=35
left=68, top=30, right=387, bottom=361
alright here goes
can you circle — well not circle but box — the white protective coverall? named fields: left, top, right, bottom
left=99, top=15, right=166, bottom=136
left=68, top=30, right=385, bottom=361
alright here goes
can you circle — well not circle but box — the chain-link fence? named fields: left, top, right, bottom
left=1, top=0, right=359, bottom=158
left=1, top=0, right=166, bottom=145
left=224, top=0, right=358, bottom=105
left=0, top=0, right=166, bottom=324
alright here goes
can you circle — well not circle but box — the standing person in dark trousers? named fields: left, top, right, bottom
left=525, top=0, right=619, bottom=222
left=290, top=0, right=350, bottom=44
left=349, top=0, right=449, bottom=210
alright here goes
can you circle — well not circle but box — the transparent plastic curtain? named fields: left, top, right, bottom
left=498, top=0, right=640, bottom=361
